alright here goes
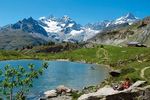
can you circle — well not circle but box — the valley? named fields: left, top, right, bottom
left=0, top=12, right=150, bottom=100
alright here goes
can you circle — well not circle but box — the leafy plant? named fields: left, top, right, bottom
left=0, top=62, right=48, bottom=100
left=71, top=92, right=83, bottom=100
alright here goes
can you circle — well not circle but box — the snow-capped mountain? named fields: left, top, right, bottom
left=111, top=13, right=138, bottom=25
left=0, top=13, right=139, bottom=45
left=85, top=13, right=139, bottom=30
left=85, top=20, right=110, bottom=30
left=11, top=17, right=48, bottom=37
left=38, top=13, right=138, bottom=42
left=39, top=15, right=81, bottom=34
left=39, top=15, right=99, bottom=42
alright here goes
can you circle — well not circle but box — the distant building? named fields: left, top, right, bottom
left=127, top=42, right=147, bottom=47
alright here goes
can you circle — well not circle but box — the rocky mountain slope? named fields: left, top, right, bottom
left=88, top=17, right=150, bottom=47
left=39, top=15, right=99, bottom=42
left=0, top=17, right=48, bottom=50
left=0, top=29, right=47, bottom=50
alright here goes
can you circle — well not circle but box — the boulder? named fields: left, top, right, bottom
left=56, top=85, right=72, bottom=94
left=106, top=85, right=150, bottom=100
left=138, top=85, right=150, bottom=100
left=109, top=70, right=121, bottom=77
left=78, top=81, right=147, bottom=100
left=78, top=85, right=118, bottom=100
left=131, top=80, right=146, bottom=87
left=39, top=97, right=47, bottom=100
left=46, top=95, right=72, bottom=100
left=44, top=90, right=57, bottom=98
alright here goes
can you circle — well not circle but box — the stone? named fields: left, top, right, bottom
left=109, top=70, right=121, bottom=77
left=105, top=92, right=138, bottom=100
left=39, top=97, right=47, bottom=100
left=78, top=85, right=118, bottom=100
left=130, top=80, right=146, bottom=87
left=44, top=90, right=57, bottom=98
left=78, top=81, right=147, bottom=100
left=47, top=95, right=72, bottom=100
left=56, top=85, right=72, bottom=94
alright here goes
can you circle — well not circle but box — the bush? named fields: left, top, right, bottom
left=71, top=92, right=83, bottom=100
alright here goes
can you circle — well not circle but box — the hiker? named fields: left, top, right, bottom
left=118, top=78, right=131, bottom=90
left=113, top=77, right=131, bottom=90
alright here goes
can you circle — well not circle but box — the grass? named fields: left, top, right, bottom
left=144, top=68, right=150, bottom=81
left=71, top=92, right=83, bottom=100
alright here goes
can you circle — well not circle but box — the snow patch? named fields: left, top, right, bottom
left=67, top=23, right=74, bottom=27
left=43, top=20, right=62, bottom=33
left=70, top=30, right=84, bottom=36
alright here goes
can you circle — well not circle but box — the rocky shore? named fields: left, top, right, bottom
left=39, top=85, right=77, bottom=100
left=78, top=81, right=149, bottom=100
left=39, top=80, right=150, bottom=100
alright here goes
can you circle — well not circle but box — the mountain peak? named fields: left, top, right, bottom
left=39, top=15, right=57, bottom=21
left=85, top=13, right=139, bottom=30
left=62, top=15, right=70, bottom=19
left=125, top=13, right=136, bottom=19
left=11, top=17, right=48, bottom=36
left=39, top=16, right=46, bottom=20
left=62, top=15, right=72, bottom=22
left=113, top=13, right=138, bottom=25
left=22, top=17, right=36, bottom=23
left=47, top=15, right=56, bottom=20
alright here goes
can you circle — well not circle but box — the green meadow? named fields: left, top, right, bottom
left=0, top=45, right=150, bottom=83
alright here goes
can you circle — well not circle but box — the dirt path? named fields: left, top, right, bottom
left=96, top=47, right=109, bottom=63
left=140, top=66, right=150, bottom=79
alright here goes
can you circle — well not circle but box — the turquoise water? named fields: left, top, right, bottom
left=0, top=60, right=108, bottom=99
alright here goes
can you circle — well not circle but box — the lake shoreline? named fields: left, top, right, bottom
left=0, top=59, right=110, bottom=100
left=0, top=58, right=112, bottom=71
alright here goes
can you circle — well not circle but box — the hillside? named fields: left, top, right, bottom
left=88, top=17, right=150, bottom=47
left=0, top=29, right=47, bottom=50
left=21, top=42, right=83, bottom=53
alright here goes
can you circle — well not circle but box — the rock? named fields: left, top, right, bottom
left=56, top=85, right=72, bottom=94
left=78, top=81, right=147, bottom=100
left=44, top=90, right=57, bottom=98
left=140, top=85, right=150, bottom=100
left=39, top=97, right=47, bottom=100
left=131, top=80, right=146, bottom=87
left=107, top=85, right=150, bottom=100
left=105, top=91, right=138, bottom=100
left=78, top=85, right=118, bottom=100
left=109, top=70, right=121, bottom=77
left=47, top=95, right=72, bottom=100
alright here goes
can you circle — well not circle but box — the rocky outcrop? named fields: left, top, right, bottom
left=106, top=85, right=150, bottom=100
left=56, top=85, right=72, bottom=94
left=41, top=85, right=75, bottom=100
left=78, top=81, right=148, bottom=100
left=47, top=95, right=72, bottom=100
left=44, top=90, right=58, bottom=98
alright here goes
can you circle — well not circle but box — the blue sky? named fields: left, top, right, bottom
left=0, top=0, right=150, bottom=26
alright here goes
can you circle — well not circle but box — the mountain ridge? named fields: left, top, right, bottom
left=0, top=13, right=140, bottom=49
left=88, top=16, right=150, bottom=47
left=85, top=13, right=139, bottom=30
